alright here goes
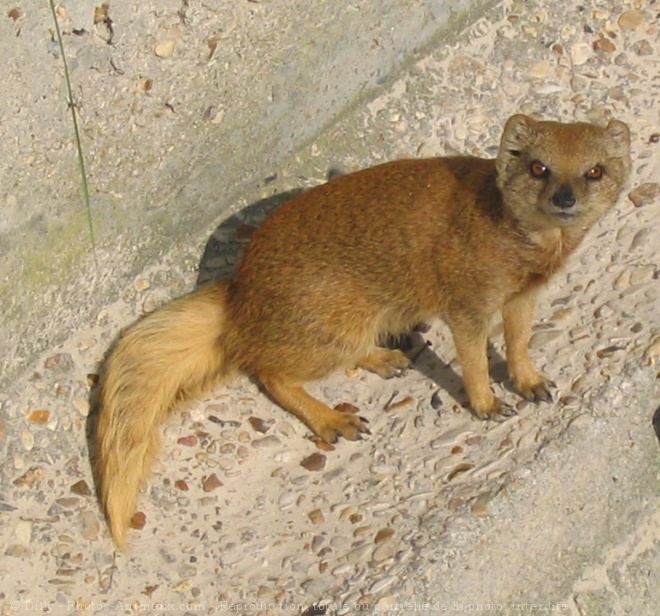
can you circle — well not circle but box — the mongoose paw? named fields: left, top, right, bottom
left=473, top=397, right=517, bottom=422
left=519, top=378, right=556, bottom=403
left=357, top=349, right=413, bottom=380
left=316, top=409, right=371, bottom=444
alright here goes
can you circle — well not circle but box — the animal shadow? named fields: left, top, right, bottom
left=196, top=187, right=305, bottom=287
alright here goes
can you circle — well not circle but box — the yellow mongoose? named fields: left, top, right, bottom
left=96, top=115, right=631, bottom=549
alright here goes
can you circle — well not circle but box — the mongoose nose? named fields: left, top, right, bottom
left=552, top=188, right=576, bottom=209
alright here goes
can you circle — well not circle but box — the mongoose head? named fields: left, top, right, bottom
left=495, top=115, right=631, bottom=231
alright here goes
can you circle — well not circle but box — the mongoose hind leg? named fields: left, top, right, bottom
left=259, top=374, right=370, bottom=444
left=356, top=348, right=413, bottom=379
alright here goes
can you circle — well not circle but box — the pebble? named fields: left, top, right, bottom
left=630, top=227, right=653, bottom=250
left=618, top=10, right=645, bottom=30
left=202, top=473, right=223, bottom=492
left=134, top=278, right=151, bottom=292
left=278, top=492, right=295, bottom=510
left=346, top=544, right=372, bottom=564
left=300, top=453, right=326, bottom=471
left=28, top=409, right=50, bottom=424
left=79, top=511, right=100, bottom=541
left=629, top=267, right=654, bottom=285
left=570, top=43, right=592, bottom=65
left=251, top=435, right=281, bottom=449
left=155, top=40, right=176, bottom=58
left=530, top=61, right=553, bottom=78
left=368, top=575, right=397, bottom=594
left=70, top=480, right=91, bottom=496
left=530, top=329, right=563, bottom=348
left=14, top=521, right=32, bottom=544
left=372, top=539, right=398, bottom=563
left=308, top=509, right=325, bottom=524
left=593, top=38, right=616, bottom=53
left=73, top=397, right=89, bottom=417
left=44, top=352, right=74, bottom=373
left=644, top=337, right=660, bottom=363
left=628, top=183, right=659, bottom=207
left=21, top=430, right=34, bottom=451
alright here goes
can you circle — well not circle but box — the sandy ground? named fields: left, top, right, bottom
left=2, top=0, right=659, bottom=614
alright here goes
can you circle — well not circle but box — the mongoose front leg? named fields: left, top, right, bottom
left=258, top=374, right=370, bottom=444
left=449, top=316, right=516, bottom=420
left=356, top=348, right=413, bottom=379
left=502, top=288, right=554, bottom=403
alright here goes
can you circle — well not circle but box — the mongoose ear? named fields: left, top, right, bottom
left=604, top=119, right=631, bottom=158
left=500, top=114, right=536, bottom=157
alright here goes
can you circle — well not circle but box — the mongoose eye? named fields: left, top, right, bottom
left=530, top=160, right=550, bottom=178
left=585, top=165, right=604, bottom=180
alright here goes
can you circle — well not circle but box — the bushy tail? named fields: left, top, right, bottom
left=95, top=280, right=231, bottom=551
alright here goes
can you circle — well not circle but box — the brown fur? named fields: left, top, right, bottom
left=96, top=115, right=631, bottom=549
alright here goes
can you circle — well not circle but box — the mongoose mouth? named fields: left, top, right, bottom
left=552, top=211, right=578, bottom=222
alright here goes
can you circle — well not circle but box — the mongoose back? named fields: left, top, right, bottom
left=96, top=114, right=631, bottom=549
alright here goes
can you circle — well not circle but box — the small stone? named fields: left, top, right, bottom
left=86, top=374, right=99, bottom=387
left=374, top=528, right=395, bottom=544
left=593, top=38, right=616, bottom=52
left=644, top=337, right=660, bottom=363
left=5, top=544, right=31, bottom=558
left=596, top=345, right=625, bottom=359
left=368, top=575, right=397, bottom=594
left=56, top=497, right=80, bottom=509
left=530, top=329, right=562, bottom=348
left=173, top=579, right=192, bottom=593
left=202, top=473, right=223, bottom=492
left=311, top=436, right=335, bottom=451
left=471, top=493, right=493, bottom=517
left=530, top=61, right=552, bottom=78
left=278, top=492, right=295, bottom=509
left=308, top=509, right=325, bottom=524
left=13, top=467, right=45, bottom=489
left=28, top=409, right=50, bottom=424
left=251, top=435, right=281, bottom=449
left=628, top=183, right=659, bottom=207
left=630, top=227, right=653, bottom=250
left=384, top=395, right=414, bottom=412
left=618, top=10, right=645, bottom=30
left=248, top=416, right=272, bottom=434
left=177, top=435, right=198, bottom=447
left=301, top=453, right=326, bottom=472
left=79, top=510, right=101, bottom=541
left=70, top=480, right=92, bottom=496
left=73, top=397, right=90, bottom=416
left=629, top=267, right=655, bottom=285
left=134, top=278, right=151, bottom=292
left=21, top=430, right=34, bottom=451
left=446, top=463, right=475, bottom=482
left=155, top=40, right=176, bottom=58
left=175, top=479, right=189, bottom=491
left=346, top=544, right=372, bottom=564
left=44, top=353, right=74, bottom=373
left=570, top=42, right=592, bottom=65
left=14, top=521, right=32, bottom=544
left=375, top=596, right=398, bottom=612
left=372, top=539, right=398, bottom=563
left=631, top=39, right=653, bottom=56
left=130, top=511, right=146, bottom=530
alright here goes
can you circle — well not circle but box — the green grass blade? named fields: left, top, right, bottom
left=48, top=0, right=96, bottom=258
